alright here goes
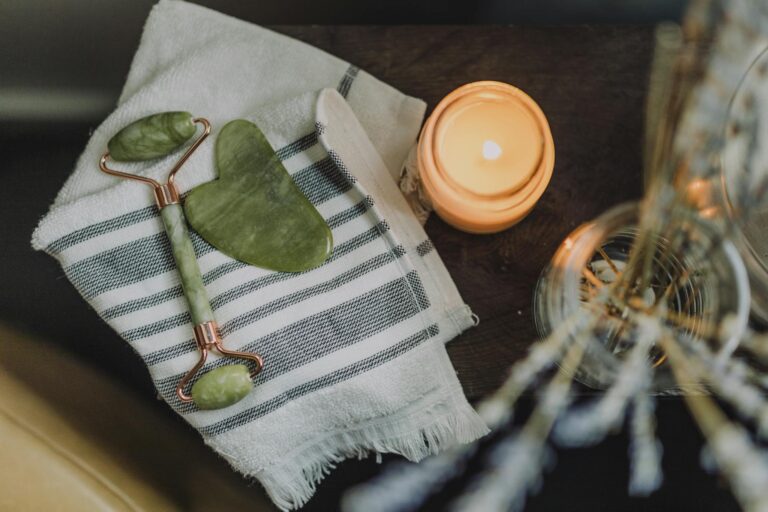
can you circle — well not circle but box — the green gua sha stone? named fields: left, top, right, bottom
left=184, top=119, right=333, bottom=272
left=191, top=364, right=253, bottom=410
left=108, top=111, right=197, bottom=161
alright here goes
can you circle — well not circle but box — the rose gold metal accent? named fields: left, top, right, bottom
left=152, top=183, right=181, bottom=208
left=98, top=118, right=211, bottom=209
left=175, top=320, right=264, bottom=403
left=168, top=118, right=210, bottom=186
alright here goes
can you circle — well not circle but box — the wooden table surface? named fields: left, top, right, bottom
left=3, top=24, right=740, bottom=512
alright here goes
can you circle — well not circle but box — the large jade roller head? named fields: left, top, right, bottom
left=99, top=112, right=264, bottom=411
left=108, top=111, right=199, bottom=162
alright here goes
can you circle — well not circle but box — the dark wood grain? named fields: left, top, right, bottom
left=276, top=25, right=652, bottom=400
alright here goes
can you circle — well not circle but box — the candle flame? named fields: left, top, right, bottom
left=482, top=140, right=502, bottom=161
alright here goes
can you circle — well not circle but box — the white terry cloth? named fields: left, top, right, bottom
left=31, top=1, right=487, bottom=509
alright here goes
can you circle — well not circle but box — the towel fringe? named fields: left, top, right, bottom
left=213, top=399, right=488, bottom=511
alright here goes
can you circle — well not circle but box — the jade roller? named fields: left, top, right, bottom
left=99, top=112, right=263, bottom=410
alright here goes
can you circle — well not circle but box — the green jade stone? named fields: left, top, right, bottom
left=184, top=119, right=333, bottom=273
left=191, top=364, right=253, bottom=410
left=108, top=111, right=197, bottom=161
left=160, top=204, right=214, bottom=325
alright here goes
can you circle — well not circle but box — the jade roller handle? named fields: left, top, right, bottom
left=160, top=204, right=214, bottom=325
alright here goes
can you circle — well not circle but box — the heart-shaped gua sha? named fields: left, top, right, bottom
left=185, top=120, right=333, bottom=272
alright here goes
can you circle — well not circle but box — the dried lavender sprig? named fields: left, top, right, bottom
left=449, top=326, right=589, bottom=512
left=449, top=430, right=549, bottom=512
left=677, top=334, right=768, bottom=437
left=721, top=354, right=768, bottom=391
left=707, top=425, right=768, bottom=512
left=340, top=442, right=480, bottom=512
left=341, top=312, right=591, bottom=512
left=638, top=0, right=768, bottom=361
left=659, top=325, right=768, bottom=512
left=628, top=390, right=664, bottom=496
left=675, top=0, right=768, bottom=203
left=477, top=312, right=592, bottom=428
left=736, top=329, right=768, bottom=363
left=554, top=318, right=660, bottom=447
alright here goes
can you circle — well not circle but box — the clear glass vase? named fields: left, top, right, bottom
left=533, top=201, right=750, bottom=392
left=721, top=43, right=768, bottom=324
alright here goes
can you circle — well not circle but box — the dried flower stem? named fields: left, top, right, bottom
left=450, top=329, right=590, bottom=512
left=553, top=317, right=659, bottom=447
left=628, top=390, right=663, bottom=496
left=658, top=329, right=768, bottom=512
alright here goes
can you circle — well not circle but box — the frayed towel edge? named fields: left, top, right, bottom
left=208, top=397, right=489, bottom=511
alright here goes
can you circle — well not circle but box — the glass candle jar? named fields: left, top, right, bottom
left=533, top=201, right=750, bottom=391
left=417, top=81, right=555, bottom=234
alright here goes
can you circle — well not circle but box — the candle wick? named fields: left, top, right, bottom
left=482, top=140, right=502, bottom=161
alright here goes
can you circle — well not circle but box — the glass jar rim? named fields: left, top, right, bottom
left=534, top=200, right=751, bottom=390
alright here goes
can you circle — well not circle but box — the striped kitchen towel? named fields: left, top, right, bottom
left=31, top=1, right=487, bottom=509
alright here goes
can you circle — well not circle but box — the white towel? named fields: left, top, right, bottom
left=31, top=1, right=487, bottom=509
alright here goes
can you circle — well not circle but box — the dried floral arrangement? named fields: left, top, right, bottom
left=343, top=1, right=768, bottom=511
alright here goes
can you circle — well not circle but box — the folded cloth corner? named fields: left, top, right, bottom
left=31, top=1, right=488, bottom=509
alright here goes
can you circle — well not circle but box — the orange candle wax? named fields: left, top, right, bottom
left=418, top=81, right=555, bottom=234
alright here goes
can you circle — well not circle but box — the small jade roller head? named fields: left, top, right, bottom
left=177, top=321, right=264, bottom=411
left=190, top=364, right=254, bottom=410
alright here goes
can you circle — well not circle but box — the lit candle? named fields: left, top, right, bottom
left=418, top=81, right=555, bottom=233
